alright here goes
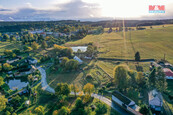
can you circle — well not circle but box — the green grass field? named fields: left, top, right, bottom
left=65, top=26, right=173, bottom=63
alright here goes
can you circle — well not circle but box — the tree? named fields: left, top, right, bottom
left=71, top=84, right=79, bottom=97
left=10, top=35, right=16, bottom=42
left=85, top=45, right=94, bottom=57
left=41, top=41, right=48, bottom=49
left=0, top=77, right=4, bottom=87
left=75, top=97, right=84, bottom=110
left=95, top=102, right=107, bottom=115
left=65, top=59, right=79, bottom=71
left=3, top=63, right=13, bottom=71
left=149, top=68, right=156, bottom=88
left=136, top=72, right=146, bottom=89
left=3, top=34, right=9, bottom=41
left=23, top=46, right=32, bottom=52
left=28, top=74, right=34, bottom=83
left=11, top=95, right=21, bottom=106
left=55, top=83, right=71, bottom=96
left=83, top=83, right=94, bottom=95
left=60, top=57, right=69, bottom=67
left=113, top=65, right=129, bottom=92
left=34, top=106, right=44, bottom=115
left=0, top=95, right=8, bottom=111
left=156, top=67, right=167, bottom=92
left=57, top=106, right=70, bottom=115
left=31, top=41, right=39, bottom=51
left=139, top=104, right=151, bottom=115
left=135, top=51, right=140, bottom=61
left=128, top=70, right=137, bottom=88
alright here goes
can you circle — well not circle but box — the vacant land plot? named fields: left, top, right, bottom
left=65, top=26, right=173, bottom=63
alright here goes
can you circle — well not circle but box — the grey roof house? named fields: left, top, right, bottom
left=148, top=89, right=163, bottom=112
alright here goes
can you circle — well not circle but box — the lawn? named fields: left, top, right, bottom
left=65, top=26, right=173, bottom=64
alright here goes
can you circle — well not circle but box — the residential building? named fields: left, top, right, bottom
left=148, top=89, right=163, bottom=112
left=163, top=68, right=173, bottom=79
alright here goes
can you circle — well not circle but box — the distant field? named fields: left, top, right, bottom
left=65, top=26, right=173, bottom=64
left=104, top=24, right=173, bottom=31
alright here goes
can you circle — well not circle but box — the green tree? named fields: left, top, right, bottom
left=5, top=111, right=11, bottom=115
left=83, top=83, right=94, bottom=95
left=11, top=95, right=21, bottom=106
left=57, top=106, right=70, bottom=115
left=85, top=45, right=94, bottom=57
left=156, top=67, right=167, bottom=92
left=31, top=41, right=39, bottom=51
left=10, top=35, right=16, bottom=42
left=113, top=65, right=129, bottom=92
left=0, top=77, right=4, bottom=87
left=55, top=83, right=71, bottom=96
left=95, top=102, right=107, bottom=115
left=65, top=59, right=79, bottom=71
left=135, top=51, right=140, bottom=61
left=149, top=68, right=156, bottom=88
left=3, top=63, right=13, bottom=71
left=136, top=72, right=146, bottom=89
left=23, top=46, right=32, bottom=52
left=34, top=106, right=44, bottom=115
left=3, top=34, right=9, bottom=41
left=75, top=97, right=84, bottom=110
left=60, top=57, right=69, bottom=67
left=0, top=95, right=8, bottom=111
left=41, top=41, right=48, bottom=49
left=139, top=104, right=151, bottom=115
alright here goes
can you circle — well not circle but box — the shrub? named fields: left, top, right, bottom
left=95, top=102, right=107, bottom=115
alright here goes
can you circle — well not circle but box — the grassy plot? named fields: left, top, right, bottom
left=46, top=60, right=112, bottom=89
left=65, top=26, right=173, bottom=63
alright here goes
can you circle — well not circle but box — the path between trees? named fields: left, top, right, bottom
left=38, top=67, right=130, bottom=115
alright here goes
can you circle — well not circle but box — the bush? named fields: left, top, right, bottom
left=86, top=74, right=93, bottom=79
left=95, top=102, right=107, bottom=115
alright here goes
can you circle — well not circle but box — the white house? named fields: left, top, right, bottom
left=148, top=89, right=163, bottom=112
left=73, top=56, right=83, bottom=64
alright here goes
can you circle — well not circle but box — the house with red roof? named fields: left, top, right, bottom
left=163, top=68, right=173, bottom=79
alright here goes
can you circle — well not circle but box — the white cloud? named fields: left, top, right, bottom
left=0, top=0, right=172, bottom=21
left=25, top=2, right=32, bottom=8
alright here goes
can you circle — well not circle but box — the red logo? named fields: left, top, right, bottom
left=149, top=5, right=165, bottom=13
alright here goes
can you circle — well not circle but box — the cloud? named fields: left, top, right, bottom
left=0, top=0, right=101, bottom=21
left=0, top=0, right=172, bottom=21
left=25, top=2, right=32, bottom=8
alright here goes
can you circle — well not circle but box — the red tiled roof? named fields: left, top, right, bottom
left=163, top=68, right=173, bottom=76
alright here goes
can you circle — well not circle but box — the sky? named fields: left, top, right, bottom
left=0, top=0, right=173, bottom=21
